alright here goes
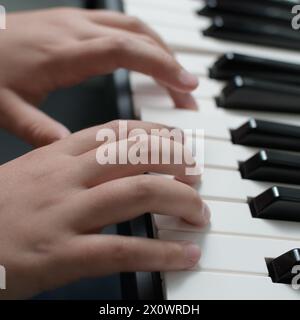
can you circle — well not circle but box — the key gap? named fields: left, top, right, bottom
left=192, top=267, right=267, bottom=278
left=205, top=164, right=237, bottom=171
left=157, top=226, right=300, bottom=242
left=201, top=195, right=246, bottom=204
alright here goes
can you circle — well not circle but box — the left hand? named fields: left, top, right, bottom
left=0, top=8, right=198, bottom=147
left=0, top=120, right=207, bottom=299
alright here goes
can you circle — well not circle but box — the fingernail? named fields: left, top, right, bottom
left=172, top=90, right=198, bottom=110
left=57, top=126, right=71, bottom=139
left=178, top=69, right=199, bottom=88
left=184, top=243, right=201, bottom=268
left=202, top=203, right=211, bottom=225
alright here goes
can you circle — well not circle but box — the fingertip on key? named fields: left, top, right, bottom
left=182, top=94, right=199, bottom=110
left=178, top=69, right=199, bottom=89
left=184, top=243, right=201, bottom=268
left=202, top=202, right=211, bottom=226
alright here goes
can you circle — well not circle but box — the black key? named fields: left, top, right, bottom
left=209, top=53, right=300, bottom=85
left=267, top=249, right=300, bottom=284
left=198, top=0, right=293, bottom=24
left=217, top=76, right=300, bottom=113
left=249, top=186, right=300, bottom=222
left=203, top=16, right=300, bottom=51
left=231, top=119, right=300, bottom=152
left=240, top=150, right=300, bottom=185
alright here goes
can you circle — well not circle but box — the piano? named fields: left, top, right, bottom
left=104, top=0, right=300, bottom=300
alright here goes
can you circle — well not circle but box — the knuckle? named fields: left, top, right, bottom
left=127, top=16, right=144, bottom=29
left=110, top=36, right=131, bottom=53
left=133, top=175, right=155, bottom=203
left=32, top=234, right=59, bottom=258
left=108, top=120, right=121, bottom=130
left=111, top=240, right=131, bottom=266
left=107, top=37, right=132, bottom=66
left=108, top=119, right=122, bottom=133
left=190, top=189, right=203, bottom=210
left=138, top=34, right=156, bottom=46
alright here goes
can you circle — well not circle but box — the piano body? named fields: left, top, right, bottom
left=106, top=0, right=300, bottom=300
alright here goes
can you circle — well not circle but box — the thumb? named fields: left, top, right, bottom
left=0, top=89, right=70, bottom=147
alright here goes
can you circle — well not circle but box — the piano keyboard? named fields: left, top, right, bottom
left=122, top=0, right=300, bottom=299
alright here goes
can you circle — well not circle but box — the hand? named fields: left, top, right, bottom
left=0, top=8, right=199, bottom=147
left=0, top=120, right=209, bottom=299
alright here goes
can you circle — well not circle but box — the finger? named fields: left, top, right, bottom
left=0, top=89, right=70, bottom=147
left=86, top=11, right=172, bottom=54
left=68, top=175, right=210, bottom=230
left=52, top=36, right=199, bottom=94
left=76, top=135, right=200, bottom=187
left=79, top=17, right=199, bottom=109
left=165, top=87, right=198, bottom=110
left=62, top=235, right=201, bottom=278
left=54, top=120, right=181, bottom=155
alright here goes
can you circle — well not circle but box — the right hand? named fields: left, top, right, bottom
left=0, top=120, right=210, bottom=299
left=0, top=8, right=199, bottom=147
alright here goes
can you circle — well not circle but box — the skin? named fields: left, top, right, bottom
left=0, top=8, right=199, bottom=147
left=0, top=9, right=208, bottom=299
left=0, top=120, right=210, bottom=299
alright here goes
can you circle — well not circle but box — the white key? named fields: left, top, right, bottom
left=164, top=271, right=300, bottom=300
left=199, top=167, right=273, bottom=202
left=201, top=167, right=300, bottom=202
left=125, top=1, right=300, bottom=63
left=141, top=107, right=243, bottom=140
left=140, top=107, right=300, bottom=140
left=140, top=107, right=228, bottom=139
left=132, top=93, right=217, bottom=117
left=154, top=200, right=300, bottom=241
left=201, top=138, right=256, bottom=170
left=135, top=93, right=300, bottom=126
left=126, top=0, right=300, bottom=301
left=124, top=0, right=200, bottom=14
left=176, top=52, right=215, bottom=76
left=151, top=24, right=300, bottom=64
left=130, top=73, right=224, bottom=99
left=131, top=72, right=300, bottom=125
left=125, top=2, right=206, bottom=30
left=198, top=99, right=300, bottom=125
left=159, top=231, right=300, bottom=275
left=132, top=94, right=215, bottom=118
left=132, top=95, right=174, bottom=117
left=126, top=3, right=300, bottom=64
